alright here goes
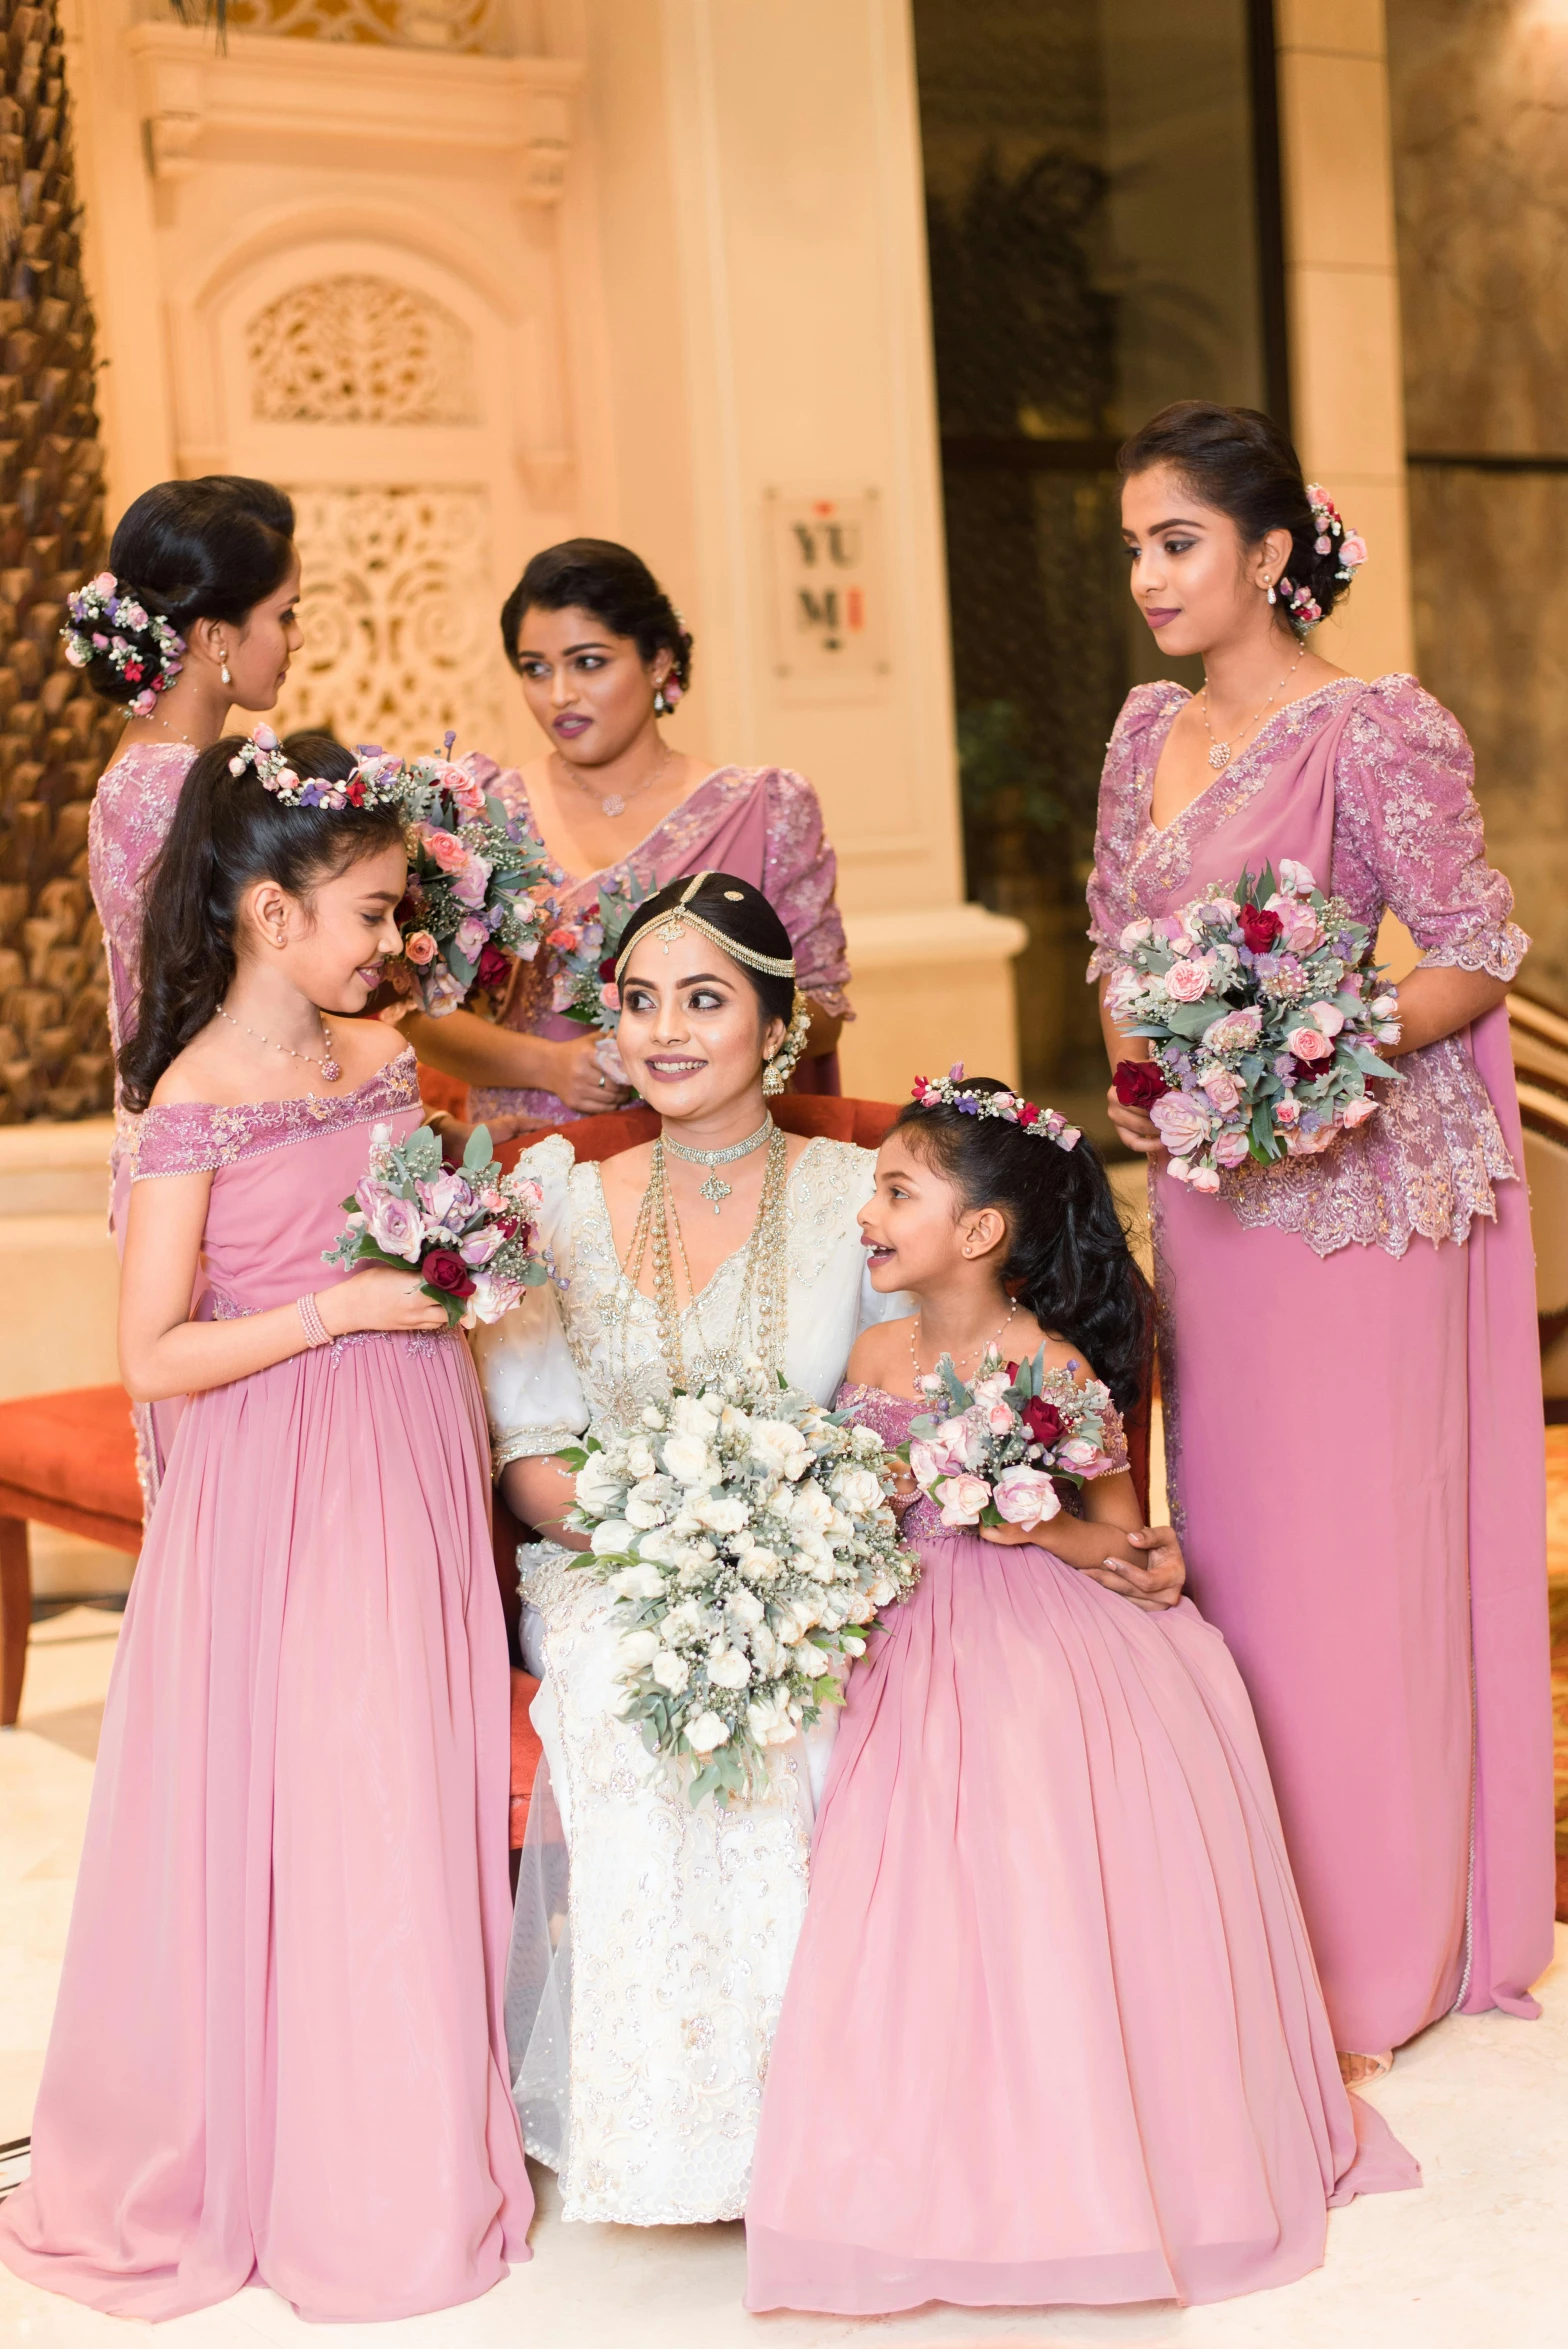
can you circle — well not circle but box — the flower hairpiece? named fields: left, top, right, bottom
left=61, top=570, right=184, bottom=717
left=227, top=724, right=403, bottom=811
left=910, top=1064, right=1080, bottom=1150
left=1272, top=486, right=1369, bottom=633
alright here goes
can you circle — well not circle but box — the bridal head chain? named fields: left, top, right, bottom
left=613, top=870, right=797, bottom=986
left=1271, top=483, right=1368, bottom=631
left=62, top=571, right=185, bottom=717
left=227, top=724, right=404, bottom=812
left=910, top=1065, right=1081, bottom=1151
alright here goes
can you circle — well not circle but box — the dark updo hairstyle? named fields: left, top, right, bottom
left=1117, top=401, right=1350, bottom=629
left=893, top=1079, right=1152, bottom=1414
left=500, top=537, right=694, bottom=697
left=85, top=476, right=296, bottom=708
left=614, top=870, right=795, bottom=1032
left=119, top=732, right=404, bottom=1113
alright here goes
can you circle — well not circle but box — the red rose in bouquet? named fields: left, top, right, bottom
left=422, top=1247, right=476, bottom=1301
left=476, top=940, right=511, bottom=992
left=1238, top=903, right=1283, bottom=954
left=1113, top=1059, right=1169, bottom=1111
left=1022, top=1396, right=1064, bottom=1447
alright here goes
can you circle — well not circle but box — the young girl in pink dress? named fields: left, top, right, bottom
left=746, top=1078, right=1417, bottom=2318
left=1093, top=403, right=1553, bottom=2075
left=81, top=475, right=304, bottom=1505
left=0, top=733, right=531, bottom=2322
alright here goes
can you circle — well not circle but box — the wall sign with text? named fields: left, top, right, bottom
left=765, top=489, right=890, bottom=696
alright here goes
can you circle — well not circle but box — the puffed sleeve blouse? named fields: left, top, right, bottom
left=1085, top=673, right=1528, bottom=1258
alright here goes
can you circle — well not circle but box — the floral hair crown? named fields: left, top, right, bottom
left=227, top=724, right=403, bottom=811
left=910, top=1065, right=1080, bottom=1151
left=61, top=570, right=184, bottom=717
left=1270, top=484, right=1369, bottom=632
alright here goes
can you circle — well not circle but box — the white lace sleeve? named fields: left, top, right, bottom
left=470, top=1136, right=587, bottom=1474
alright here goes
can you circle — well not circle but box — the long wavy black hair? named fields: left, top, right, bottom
left=892, top=1079, right=1152, bottom=1413
left=119, top=732, right=404, bottom=1113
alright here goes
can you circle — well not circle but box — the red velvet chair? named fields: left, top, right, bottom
left=0, top=1386, right=142, bottom=1725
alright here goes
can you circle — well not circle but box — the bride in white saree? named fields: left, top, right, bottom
left=472, top=872, right=908, bottom=2227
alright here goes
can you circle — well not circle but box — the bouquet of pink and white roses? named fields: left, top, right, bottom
left=1106, top=860, right=1400, bottom=1193
left=374, top=743, right=556, bottom=1018
left=324, top=1118, right=548, bottom=1328
left=903, top=1347, right=1121, bottom=1532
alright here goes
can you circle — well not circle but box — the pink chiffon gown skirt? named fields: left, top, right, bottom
left=0, top=1052, right=533, bottom=2323
left=744, top=1384, right=1418, bottom=2319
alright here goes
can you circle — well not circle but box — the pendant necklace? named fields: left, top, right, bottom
left=553, top=744, right=675, bottom=822
left=218, top=1005, right=341, bottom=1084
left=1199, top=641, right=1306, bottom=772
left=664, top=1114, right=774, bottom=1214
left=909, top=1297, right=1019, bottom=1387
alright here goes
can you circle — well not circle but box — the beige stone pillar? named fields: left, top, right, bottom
left=1276, top=0, right=1419, bottom=976
left=574, top=0, right=1025, bottom=1096
left=1275, top=0, right=1413, bottom=683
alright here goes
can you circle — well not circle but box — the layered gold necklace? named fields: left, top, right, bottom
left=616, top=1124, right=792, bottom=1397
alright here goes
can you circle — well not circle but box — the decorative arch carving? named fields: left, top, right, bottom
left=246, top=272, right=478, bottom=425
left=223, top=0, right=508, bottom=48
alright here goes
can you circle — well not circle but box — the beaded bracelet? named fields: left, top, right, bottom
left=296, top=1292, right=332, bottom=1349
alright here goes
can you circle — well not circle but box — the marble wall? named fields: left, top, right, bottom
left=1386, top=0, right=1568, bottom=1000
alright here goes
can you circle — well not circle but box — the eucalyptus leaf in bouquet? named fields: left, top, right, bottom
left=562, top=1367, right=919, bottom=1807
left=324, top=1120, right=549, bottom=1328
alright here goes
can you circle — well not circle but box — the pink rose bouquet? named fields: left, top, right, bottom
left=1105, top=860, right=1401, bottom=1193
left=902, top=1347, right=1120, bottom=1532
left=324, top=1118, right=548, bottom=1329
left=375, top=741, right=556, bottom=1018
left=547, top=871, right=650, bottom=1039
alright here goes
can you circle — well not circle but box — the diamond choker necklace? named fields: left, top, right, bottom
left=662, top=1115, right=774, bottom=1213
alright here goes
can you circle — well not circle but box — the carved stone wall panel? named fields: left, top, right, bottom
left=272, top=484, right=506, bottom=757
left=222, top=0, right=511, bottom=51
left=248, top=273, right=478, bottom=425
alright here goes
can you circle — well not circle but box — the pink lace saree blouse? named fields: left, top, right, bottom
left=465, top=758, right=853, bottom=1123
left=1086, top=675, right=1528, bottom=1259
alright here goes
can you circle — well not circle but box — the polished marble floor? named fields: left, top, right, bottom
left=2, top=1556, right=1565, bottom=2347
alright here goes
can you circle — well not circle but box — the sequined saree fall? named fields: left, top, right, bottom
left=1087, top=674, right=1554, bottom=2055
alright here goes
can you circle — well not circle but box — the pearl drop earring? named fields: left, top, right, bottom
left=220, top=651, right=232, bottom=685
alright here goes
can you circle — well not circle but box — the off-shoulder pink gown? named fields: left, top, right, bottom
left=0, top=1050, right=532, bottom=2322
left=463, top=760, right=853, bottom=1123
left=88, top=736, right=198, bottom=1506
left=1086, top=675, right=1554, bottom=2056
left=745, top=1382, right=1417, bottom=2318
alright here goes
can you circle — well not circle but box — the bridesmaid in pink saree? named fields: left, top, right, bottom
left=1091, top=404, right=1554, bottom=2074
left=84, top=477, right=303, bottom=1504
left=404, top=541, right=851, bottom=1125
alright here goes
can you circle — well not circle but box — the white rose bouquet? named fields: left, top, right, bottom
left=323, top=1119, right=549, bottom=1328
left=1105, top=859, right=1401, bottom=1192
left=902, top=1346, right=1121, bottom=1533
left=561, top=1371, right=919, bottom=1806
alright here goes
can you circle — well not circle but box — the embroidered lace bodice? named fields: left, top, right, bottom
left=130, top=1049, right=427, bottom=1325
left=464, top=758, right=852, bottom=1123
left=89, top=739, right=197, bottom=1078
left=1086, top=674, right=1526, bottom=1257
left=837, top=1379, right=1130, bottom=1545
left=473, top=1132, right=899, bottom=1463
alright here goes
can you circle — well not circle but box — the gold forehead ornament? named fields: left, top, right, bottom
left=614, top=870, right=797, bottom=986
